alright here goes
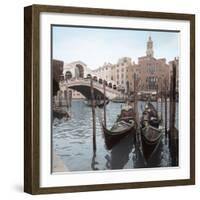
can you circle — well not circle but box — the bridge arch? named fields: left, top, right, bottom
left=68, top=85, right=107, bottom=100
left=75, top=64, right=84, bottom=78
left=59, top=79, right=121, bottom=100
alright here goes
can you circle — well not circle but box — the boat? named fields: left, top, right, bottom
left=141, top=125, right=162, bottom=161
left=84, top=99, right=109, bottom=108
left=127, top=94, right=135, bottom=103
left=97, top=99, right=110, bottom=108
left=138, top=91, right=157, bottom=102
left=140, top=102, right=162, bottom=160
left=141, top=102, right=160, bottom=128
left=53, top=108, right=69, bottom=119
left=111, top=96, right=127, bottom=103
left=105, top=133, right=135, bottom=169
left=102, top=104, right=137, bottom=150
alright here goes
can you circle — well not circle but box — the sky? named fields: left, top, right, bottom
left=52, top=25, right=179, bottom=70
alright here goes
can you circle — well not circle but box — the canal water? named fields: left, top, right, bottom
left=52, top=100, right=178, bottom=172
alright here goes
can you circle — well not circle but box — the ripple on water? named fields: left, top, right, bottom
left=52, top=101, right=175, bottom=172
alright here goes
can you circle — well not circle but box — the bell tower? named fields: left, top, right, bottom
left=146, top=35, right=154, bottom=57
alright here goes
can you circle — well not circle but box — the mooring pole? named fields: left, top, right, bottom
left=133, top=73, right=138, bottom=112
left=103, top=80, right=107, bottom=128
left=169, top=74, right=173, bottom=145
left=169, top=62, right=176, bottom=145
left=65, top=79, right=69, bottom=108
left=57, top=90, right=61, bottom=107
left=69, top=90, right=72, bottom=107
left=164, top=83, right=168, bottom=137
left=133, top=74, right=140, bottom=144
left=156, top=86, right=158, bottom=111
left=160, top=83, right=163, bottom=122
left=90, top=78, right=96, bottom=152
left=126, top=80, right=130, bottom=103
left=170, top=61, right=178, bottom=166
left=172, top=62, right=176, bottom=134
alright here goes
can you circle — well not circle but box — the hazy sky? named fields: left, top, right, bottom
left=52, top=26, right=179, bottom=69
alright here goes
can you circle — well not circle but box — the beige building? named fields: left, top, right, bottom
left=93, top=57, right=133, bottom=92
left=62, top=61, right=92, bottom=99
left=115, top=57, right=132, bottom=91
left=92, top=62, right=117, bottom=88
left=54, top=36, right=178, bottom=103
left=92, top=36, right=179, bottom=95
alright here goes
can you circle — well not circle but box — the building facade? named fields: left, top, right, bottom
left=62, top=61, right=95, bottom=99
left=52, top=59, right=64, bottom=96
left=129, top=36, right=174, bottom=94
left=54, top=35, right=178, bottom=102
left=93, top=36, right=176, bottom=94
left=93, top=57, right=133, bottom=92
left=92, top=62, right=117, bottom=88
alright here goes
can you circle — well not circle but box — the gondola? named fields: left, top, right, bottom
left=84, top=99, right=109, bottom=108
left=97, top=99, right=110, bottom=108
left=141, top=125, right=162, bottom=160
left=102, top=104, right=137, bottom=150
left=141, top=102, right=160, bottom=128
left=140, top=102, right=162, bottom=160
left=111, top=96, right=126, bottom=103
left=53, top=108, right=69, bottom=119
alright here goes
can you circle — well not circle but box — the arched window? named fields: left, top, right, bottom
left=99, top=78, right=103, bottom=84
left=65, top=71, right=72, bottom=80
left=87, top=74, right=92, bottom=79
left=75, top=64, right=84, bottom=78
left=93, top=76, right=97, bottom=81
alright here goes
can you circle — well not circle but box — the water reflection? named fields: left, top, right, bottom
left=91, top=152, right=99, bottom=170
left=52, top=100, right=176, bottom=172
left=105, top=133, right=135, bottom=170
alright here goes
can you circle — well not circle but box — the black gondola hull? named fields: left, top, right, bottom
left=141, top=127, right=162, bottom=161
left=103, top=124, right=136, bottom=150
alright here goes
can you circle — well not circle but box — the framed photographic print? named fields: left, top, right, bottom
left=24, top=4, right=195, bottom=194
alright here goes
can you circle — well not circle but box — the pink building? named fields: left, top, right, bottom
left=130, top=36, right=173, bottom=93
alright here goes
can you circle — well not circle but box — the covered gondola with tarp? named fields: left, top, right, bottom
left=141, top=102, right=160, bottom=128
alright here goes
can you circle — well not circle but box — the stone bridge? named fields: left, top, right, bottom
left=59, top=78, right=122, bottom=100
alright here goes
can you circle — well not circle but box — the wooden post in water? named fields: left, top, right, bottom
left=68, top=90, right=72, bottom=107
left=133, top=74, right=140, bottom=144
left=169, top=61, right=178, bottom=166
left=133, top=73, right=138, bottom=106
left=126, top=80, right=130, bottom=102
left=164, top=81, right=168, bottom=137
left=90, top=78, right=96, bottom=152
left=156, top=86, right=158, bottom=111
left=172, top=62, right=176, bottom=132
left=103, top=80, right=107, bottom=128
left=160, top=84, right=163, bottom=123
left=169, top=62, right=176, bottom=144
left=65, top=79, right=69, bottom=108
